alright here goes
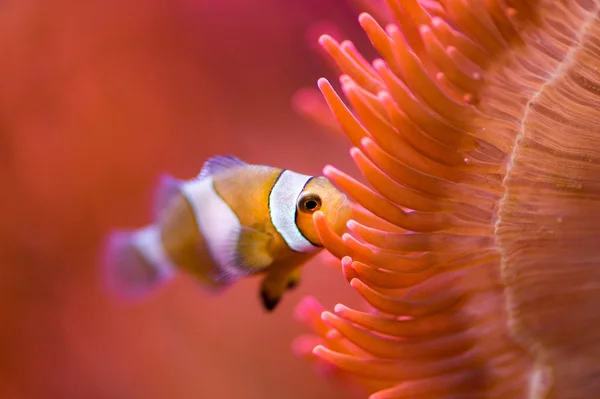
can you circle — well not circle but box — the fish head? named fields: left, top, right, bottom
left=295, top=176, right=351, bottom=246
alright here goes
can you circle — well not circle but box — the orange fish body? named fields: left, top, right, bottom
left=103, top=155, right=351, bottom=311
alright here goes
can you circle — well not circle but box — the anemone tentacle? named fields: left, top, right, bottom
left=296, top=0, right=600, bottom=397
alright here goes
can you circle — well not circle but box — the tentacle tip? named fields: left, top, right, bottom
left=322, top=164, right=333, bottom=174
left=359, top=136, right=373, bottom=148
left=291, top=88, right=321, bottom=113
left=312, top=209, right=326, bottom=221
left=342, top=233, right=361, bottom=249
left=341, top=255, right=353, bottom=265
left=339, top=40, right=353, bottom=49
left=384, top=23, right=398, bottom=35
left=418, top=24, right=431, bottom=34
left=341, top=80, right=359, bottom=96
left=372, top=58, right=386, bottom=70
left=294, top=295, right=322, bottom=321
left=312, top=344, right=327, bottom=357
left=348, top=146, right=361, bottom=158
left=321, top=310, right=334, bottom=322
left=346, top=219, right=358, bottom=231
left=322, top=164, right=340, bottom=179
left=333, top=303, right=347, bottom=313
left=376, top=90, right=391, bottom=102
left=325, top=329, right=340, bottom=340
left=358, top=12, right=372, bottom=22
left=291, top=89, right=309, bottom=108
left=318, top=34, right=335, bottom=46
left=339, top=74, right=354, bottom=87
left=341, top=232, right=354, bottom=243
left=316, top=77, right=331, bottom=90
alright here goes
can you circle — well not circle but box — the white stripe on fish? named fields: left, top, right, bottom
left=181, top=176, right=248, bottom=283
left=269, top=170, right=320, bottom=253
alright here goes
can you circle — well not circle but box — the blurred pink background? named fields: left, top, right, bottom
left=0, top=0, right=373, bottom=398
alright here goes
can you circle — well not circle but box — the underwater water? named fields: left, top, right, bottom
left=0, top=0, right=368, bottom=398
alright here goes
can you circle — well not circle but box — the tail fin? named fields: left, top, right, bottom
left=102, top=225, right=175, bottom=300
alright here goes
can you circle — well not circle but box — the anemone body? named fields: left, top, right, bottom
left=296, top=0, right=600, bottom=397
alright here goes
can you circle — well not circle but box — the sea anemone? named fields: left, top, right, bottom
left=0, top=1, right=364, bottom=398
left=294, top=0, right=600, bottom=397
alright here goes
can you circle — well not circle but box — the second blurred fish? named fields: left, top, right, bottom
left=102, top=155, right=351, bottom=311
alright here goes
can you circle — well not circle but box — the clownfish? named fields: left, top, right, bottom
left=102, top=155, right=351, bottom=311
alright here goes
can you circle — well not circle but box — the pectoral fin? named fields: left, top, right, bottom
left=259, top=273, right=284, bottom=312
left=235, top=226, right=274, bottom=271
left=285, top=267, right=302, bottom=291
left=260, top=288, right=281, bottom=312
left=259, top=268, right=302, bottom=312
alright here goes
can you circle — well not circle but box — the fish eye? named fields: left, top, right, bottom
left=298, top=193, right=322, bottom=214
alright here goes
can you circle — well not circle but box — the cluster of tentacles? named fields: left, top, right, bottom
left=294, top=0, right=600, bottom=398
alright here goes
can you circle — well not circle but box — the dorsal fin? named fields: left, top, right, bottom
left=153, top=173, right=183, bottom=221
left=198, top=155, right=246, bottom=180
